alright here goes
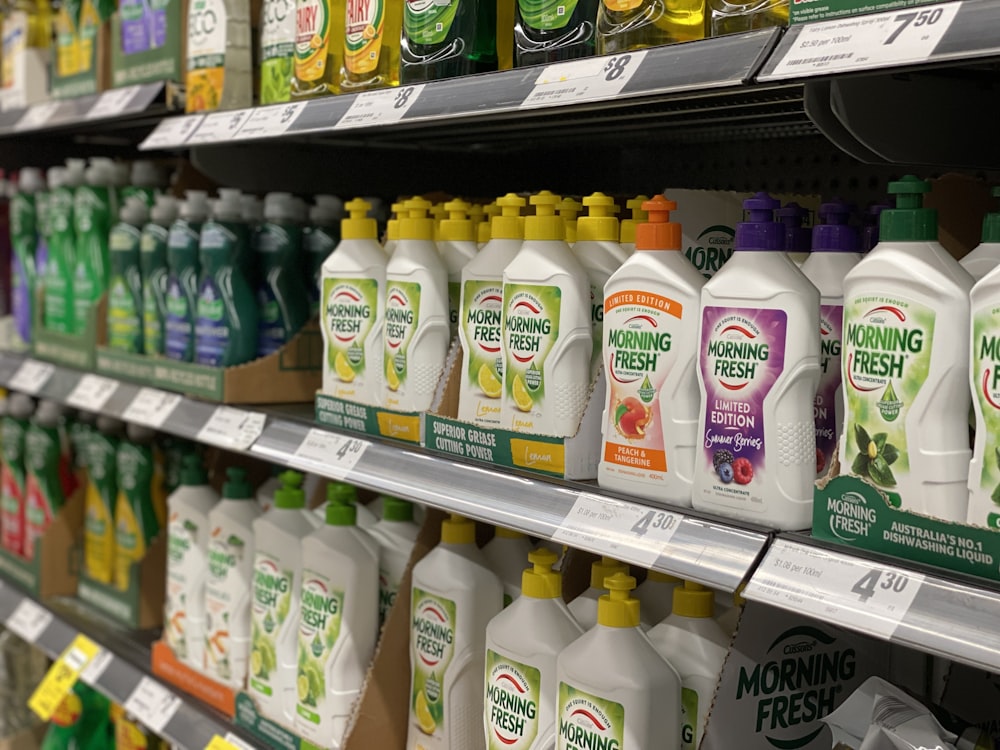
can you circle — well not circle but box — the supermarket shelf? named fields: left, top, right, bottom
left=0, top=83, right=168, bottom=137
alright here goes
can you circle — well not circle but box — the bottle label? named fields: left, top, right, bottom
left=556, top=683, right=625, bottom=750
left=324, top=277, right=379, bottom=397
left=485, top=650, right=541, bottom=750
left=114, top=490, right=146, bottom=590
left=165, top=270, right=196, bottom=361
left=698, top=307, right=787, bottom=500
left=842, top=294, right=933, bottom=500
left=814, top=304, right=843, bottom=478
left=142, top=265, right=168, bottom=355
left=684, top=224, right=735, bottom=280
left=518, top=0, right=577, bottom=31
left=295, top=0, right=330, bottom=83
left=974, top=302, right=1000, bottom=504
left=410, top=588, right=457, bottom=739
left=120, top=0, right=167, bottom=54
left=502, top=283, right=561, bottom=431
left=83, top=436, right=116, bottom=585
left=249, top=552, right=293, bottom=696
left=50, top=690, right=83, bottom=728
left=602, top=290, right=684, bottom=482
left=114, top=444, right=153, bottom=591
left=205, top=529, right=250, bottom=682
left=344, top=0, right=384, bottom=76
left=186, top=0, right=228, bottom=110
left=165, top=512, right=201, bottom=660
left=12, top=252, right=31, bottom=343
left=295, top=570, right=345, bottom=726
left=257, top=285, right=286, bottom=356
left=195, top=277, right=229, bottom=366
left=0, top=419, right=26, bottom=555
left=24, top=427, right=61, bottom=561
left=404, top=0, right=458, bottom=46
left=461, top=280, right=505, bottom=425
left=383, top=280, right=421, bottom=405
left=261, top=0, right=296, bottom=103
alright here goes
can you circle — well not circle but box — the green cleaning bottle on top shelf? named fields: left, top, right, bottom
left=514, top=0, right=598, bottom=67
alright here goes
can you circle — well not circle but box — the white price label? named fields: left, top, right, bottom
left=6, top=599, right=53, bottom=643
left=14, top=102, right=61, bottom=131
left=521, top=51, right=648, bottom=109
left=769, top=2, right=960, bottom=78
left=8, top=359, right=55, bottom=395
left=552, top=493, right=682, bottom=568
left=66, top=375, right=120, bottom=412
left=124, top=677, right=182, bottom=734
left=745, top=541, right=925, bottom=639
left=291, top=428, right=369, bottom=478
left=140, top=115, right=205, bottom=150
left=233, top=102, right=306, bottom=139
left=196, top=407, right=266, bottom=451
left=86, top=85, right=141, bottom=120
left=122, top=388, right=182, bottom=428
left=79, top=648, right=113, bottom=686
left=188, top=109, right=253, bottom=144
left=335, top=85, right=424, bottom=129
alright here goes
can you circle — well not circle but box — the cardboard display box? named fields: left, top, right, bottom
left=315, top=393, right=422, bottom=446
left=51, top=0, right=111, bottom=99
left=31, top=291, right=105, bottom=372
left=77, top=532, right=166, bottom=628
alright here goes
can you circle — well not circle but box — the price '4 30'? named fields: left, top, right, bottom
left=631, top=510, right=677, bottom=537
left=851, top=569, right=908, bottom=602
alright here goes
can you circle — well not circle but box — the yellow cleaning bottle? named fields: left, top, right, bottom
left=292, top=0, right=345, bottom=97
left=338, top=0, right=401, bottom=91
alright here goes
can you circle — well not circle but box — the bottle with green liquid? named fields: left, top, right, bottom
left=83, top=416, right=121, bottom=586
left=71, top=157, right=117, bottom=334
left=42, top=160, right=85, bottom=333
left=142, top=194, right=179, bottom=355
left=256, top=192, right=310, bottom=356
left=114, top=422, right=160, bottom=592
left=597, top=0, right=707, bottom=53
left=165, top=190, right=210, bottom=362
left=400, top=0, right=498, bottom=82
left=515, top=0, right=598, bottom=66
left=106, top=196, right=149, bottom=353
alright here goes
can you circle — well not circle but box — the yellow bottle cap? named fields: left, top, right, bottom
left=495, top=526, right=525, bottom=539
left=430, top=202, right=446, bottom=241
left=557, top=197, right=581, bottom=243
left=590, top=556, right=627, bottom=589
left=386, top=200, right=406, bottom=242
left=522, top=547, right=561, bottom=599
left=468, top=203, right=485, bottom=226
left=341, top=198, right=377, bottom=240
left=439, top=199, right=475, bottom=243
left=647, top=570, right=682, bottom=584
left=479, top=201, right=500, bottom=244
left=491, top=193, right=525, bottom=241
left=636, top=196, right=681, bottom=251
left=598, top=572, right=640, bottom=628
left=400, top=197, right=434, bottom=240
left=672, top=581, right=714, bottom=618
left=620, top=195, right=650, bottom=245
left=441, top=513, right=475, bottom=545
left=577, top=192, right=620, bottom=242
left=525, top=191, right=565, bottom=242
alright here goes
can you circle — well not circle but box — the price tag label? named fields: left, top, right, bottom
left=197, top=407, right=266, bottom=451
left=6, top=599, right=54, bottom=643
left=521, top=50, right=648, bottom=109
left=79, top=648, right=113, bottom=686
left=205, top=734, right=255, bottom=750
left=291, top=428, right=369, bottom=478
left=745, top=541, right=925, bottom=639
left=124, top=677, right=182, bottom=734
left=122, top=388, right=182, bottom=428
left=552, top=492, right=681, bottom=568
left=141, top=115, right=205, bottom=150
left=66, top=374, right=120, bottom=412
left=14, top=102, right=61, bottom=131
left=768, top=2, right=960, bottom=78
left=28, top=635, right=101, bottom=720
left=8, top=358, right=55, bottom=395
left=335, top=85, right=424, bottom=129
left=86, top=85, right=141, bottom=120
left=233, top=102, right=306, bottom=140
left=188, top=109, right=253, bottom=144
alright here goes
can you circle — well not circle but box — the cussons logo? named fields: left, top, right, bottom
left=486, top=654, right=539, bottom=749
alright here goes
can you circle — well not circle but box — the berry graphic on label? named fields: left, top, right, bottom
left=732, top=458, right=753, bottom=485
left=718, top=463, right=734, bottom=484
left=712, top=449, right=734, bottom=470
left=615, top=396, right=651, bottom=439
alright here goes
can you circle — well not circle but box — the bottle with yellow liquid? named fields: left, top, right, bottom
left=709, top=0, right=786, bottom=36
left=596, top=0, right=707, bottom=53
left=338, top=0, right=401, bottom=91
left=83, top=417, right=122, bottom=586
left=291, top=0, right=345, bottom=97
left=113, top=423, right=160, bottom=592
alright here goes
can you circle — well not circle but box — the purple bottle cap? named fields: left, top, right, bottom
left=812, top=200, right=859, bottom=253
left=775, top=202, right=812, bottom=253
left=736, top=192, right=784, bottom=252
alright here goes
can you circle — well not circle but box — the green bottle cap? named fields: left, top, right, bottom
left=326, top=493, right=357, bottom=526
left=275, top=470, right=305, bottom=509
left=982, top=186, right=1000, bottom=243
left=180, top=454, right=207, bottom=486
left=223, top=467, right=252, bottom=499
left=879, top=176, right=937, bottom=242
left=382, top=496, right=413, bottom=522
left=326, top=481, right=358, bottom=506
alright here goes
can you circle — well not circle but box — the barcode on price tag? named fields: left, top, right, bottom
left=187, top=109, right=253, bottom=144
left=124, top=677, right=182, bottom=734
left=14, top=102, right=61, bottom=131
left=292, top=429, right=369, bottom=478
left=552, top=492, right=681, bottom=568
left=28, top=635, right=101, bottom=720
left=66, top=374, right=119, bottom=412
left=335, top=86, right=424, bottom=129
left=521, top=50, right=648, bottom=109
left=86, top=85, right=141, bottom=120
left=6, top=599, right=53, bottom=643
left=197, top=407, right=266, bottom=451
left=744, top=541, right=925, bottom=639
left=122, top=388, right=182, bottom=428
left=233, top=102, right=305, bottom=139
left=8, top=359, right=55, bottom=395
left=141, top=115, right=204, bottom=150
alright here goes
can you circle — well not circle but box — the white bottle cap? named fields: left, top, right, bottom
left=263, top=192, right=296, bottom=223
left=180, top=190, right=210, bottom=222
left=311, top=195, right=343, bottom=225
left=151, top=194, right=179, bottom=225
left=120, top=195, right=150, bottom=226
left=18, top=167, right=45, bottom=194
left=64, top=159, right=87, bottom=186
left=112, top=162, right=130, bottom=187
left=214, top=188, right=243, bottom=221
left=86, top=157, right=116, bottom=186
left=46, top=166, right=66, bottom=190
left=130, top=159, right=163, bottom=188
left=241, top=194, right=263, bottom=224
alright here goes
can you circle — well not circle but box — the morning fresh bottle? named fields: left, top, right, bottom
left=599, top=196, right=705, bottom=505
left=800, top=201, right=861, bottom=479
left=10, top=168, right=44, bottom=343
left=568, top=557, right=627, bottom=630
left=575, top=192, right=626, bottom=365
left=303, top=195, right=342, bottom=316
left=646, top=582, right=729, bottom=750
left=366, top=496, right=419, bottom=627
left=484, top=548, right=584, bottom=750
left=42, top=162, right=81, bottom=333
left=483, top=526, right=533, bottom=607
left=114, top=424, right=160, bottom=592
left=294, top=489, right=379, bottom=748
left=260, top=0, right=296, bottom=103
left=383, top=198, right=450, bottom=411
left=249, top=471, right=315, bottom=725
left=407, top=514, right=503, bottom=750
left=164, top=454, right=219, bottom=670
left=556, top=573, right=682, bottom=750
left=961, top=187, right=1000, bottom=281
left=692, top=193, right=820, bottom=530
left=106, top=196, right=149, bottom=353
left=514, top=0, right=597, bottom=67
left=82, top=416, right=121, bottom=586
left=437, top=199, right=478, bottom=338
left=635, top=570, right=681, bottom=627
left=165, top=190, right=210, bottom=362
left=321, top=198, right=387, bottom=404
left=256, top=192, right=309, bottom=356
left=619, top=195, right=649, bottom=256
left=141, top=194, right=179, bottom=356
left=501, top=191, right=593, bottom=436
left=24, top=400, right=76, bottom=562
left=841, top=177, right=973, bottom=522
left=71, top=157, right=116, bottom=331
left=204, top=468, right=262, bottom=686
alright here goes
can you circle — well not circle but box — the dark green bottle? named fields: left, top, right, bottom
left=515, top=0, right=598, bottom=66
left=400, top=0, right=498, bottom=82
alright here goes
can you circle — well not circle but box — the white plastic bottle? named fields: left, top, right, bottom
left=484, top=548, right=584, bottom=750
left=295, top=491, right=380, bottom=748
left=458, top=194, right=525, bottom=427
left=715, top=590, right=743, bottom=637
left=619, top=195, right=649, bottom=256
left=692, top=193, right=821, bottom=530
left=437, top=199, right=478, bottom=338
left=367, top=496, right=420, bottom=626
left=482, top=527, right=533, bottom=607
left=556, top=572, right=682, bottom=750
left=204, top=467, right=262, bottom=686
left=598, top=196, right=706, bottom=506
left=969, top=261, right=1000, bottom=527
left=574, top=192, right=626, bottom=365
left=567, top=557, right=627, bottom=630
left=501, top=192, right=593, bottom=436
left=321, top=198, right=387, bottom=405
left=164, top=454, right=220, bottom=670
left=249, top=471, right=317, bottom=725
left=256, top=466, right=281, bottom=513
left=635, top=570, right=681, bottom=628
left=841, top=177, right=973, bottom=522
left=384, top=197, right=450, bottom=411
left=800, top=201, right=862, bottom=480
left=646, top=582, right=730, bottom=750
left=384, top=201, right=405, bottom=257
left=960, top=187, right=1000, bottom=281
left=407, top=514, right=503, bottom=750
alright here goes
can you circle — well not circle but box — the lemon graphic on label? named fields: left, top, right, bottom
left=297, top=673, right=310, bottom=702
left=335, top=351, right=356, bottom=382
left=478, top=364, right=502, bottom=398
left=512, top=374, right=533, bottom=412
left=386, top=360, right=401, bottom=391
left=415, top=690, right=436, bottom=735
left=251, top=649, right=262, bottom=676
left=363, top=24, right=377, bottom=39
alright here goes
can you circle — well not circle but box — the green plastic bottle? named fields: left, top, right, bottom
left=24, top=400, right=77, bottom=561
left=40, top=682, right=113, bottom=750
left=107, top=196, right=149, bottom=353
left=114, top=423, right=160, bottom=591
left=1, top=393, right=34, bottom=557
left=165, top=190, right=210, bottom=362
left=303, top=195, right=342, bottom=316
left=10, top=167, right=44, bottom=344
left=400, top=0, right=497, bottom=82
left=515, top=0, right=598, bottom=66
left=256, top=192, right=310, bottom=356
left=42, top=160, right=85, bottom=333
left=121, top=159, right=164, bottom=206
left=71, top=157, right=117, bottom=334
left=83, top=416, right=121, bottom=586
left=195, top=189, right=259, bottom=366
left=142, top=194, right=179, bottom=356
left=67, top=410, right=95, bottom=472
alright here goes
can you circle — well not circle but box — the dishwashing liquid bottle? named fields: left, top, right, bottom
left=437, top=198, right=478, bottom=338
left=482, top=526, right=533, bottom=607
left=165, top=190, right=210, bottom=362
left=567, top=556, right=627, bottom=630
left=141, top=194, right=179, bottom=355
left=106, top=196, right=149, bottom=353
